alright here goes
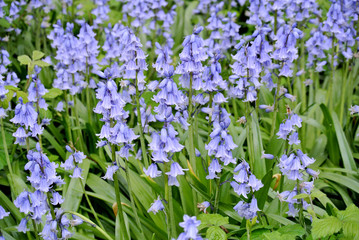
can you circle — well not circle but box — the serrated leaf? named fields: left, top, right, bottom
left=34, top=60, right=50, bottom=67
left=337, top=205, right=359, bottom=238
left=18, top=55, right=31, bottom=65
left=277, top=224, right=306, bottom=237
left=198, top=214, right=229, bottom=229
left=32, top=50, right=45, bottom=60
left=312, top=216, right=342, bottom=239
left=206, top=226, right=227, bottom=240
left=43, top=88, right=63, bottom=99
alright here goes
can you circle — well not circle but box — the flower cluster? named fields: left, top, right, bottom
left=61, top=145, right=86, bottom=179
left=205, top=105, right=237, bottom=178
left=231, top=161, right=263, bottom=219
left=276, top=112, right=319, bottom=217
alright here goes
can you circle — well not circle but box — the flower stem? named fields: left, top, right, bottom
left=85, top=64, right=93, bottom=126
left=135, top=72, right=149, bottom=168
left=67, top=211, right=114, bottom=240
left=63, top=91, right=73, bottom=144
left=79, top=179, right=105, bottom=230
left=111, top=144, right=129, bottom=240
left=123, top=158, right=146, bottom=239
left=213, top=176, right=221, bottom=213
left=1, top=118, right=12, bottom=175
left=73, top=96, right=85, bottom=152
left=188, top=73, right=198, bottom=214
left=300, top=39, right=306, bottom=150
left=339, top=60, right=349, bottom=125
left=270, top=76, right=282, bottom=138
left=31, top=219, right=40, bottom=240
left=165, top=162, right=176, bottom=239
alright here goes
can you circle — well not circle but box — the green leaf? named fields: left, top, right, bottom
left=337, top=205, right=359, bottom=238
left=17, top=55, right=31, bottom=65
left=331, top=111, right=357, bottom=171
left=198, top=214, right=229, bottom=229
left=5, top=85, right=19, bottom=92
left=34, top=60, right=50, bottom=67
left=43, top=88, right=63, bottom=99
left=312, top=216, right=342, bottom=239
left=255, top=170, right=273, bottom=210
left=277, top=224, right=306, bottom=237
left=206, top=226, right=227, bottom=240
left=16, top=91, right=28, bottom=102
left=32, top=50, right=45, bottom=60
left=320, top=172, right=359, bottom=194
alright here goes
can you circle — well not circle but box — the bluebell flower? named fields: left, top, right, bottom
left=205, top=2, right=224, bottom=50
left=178, top=215, right=202, bottom=239
left=0, top=205, right=9, bottom=219
left=148, top=196, right=164, bottom=214
left=55, top=101, right=64, bottom=112
left=247, top=0, right=272, bottom=26
left=18, top=217, right=29, bottom=233
left=233, top=198, right=260, bottom=220
left=198, top=201, right=210, bottom=213
left=222, top=12, right=241, bottom=49
left=206, top=158, right=222, bottom=179
left=61, top=146, right=85, bottom=179
left=25, top=143, right=64, bottom=192
left=175, top=26, right=207, bottom=89
left=149, top=125, right=183, bottom=163
left=11, top=98, right=38, bottom=129
left=102, top=164, right=119, bottom=181
left=50, top=191, right=64, bottom=205
left=349, top=105, right=359, bottom=115
left=206, top=106, right=237, bottom=171
left=231, top=161, right=263, bottom=219
left=143, top=163, right=162, bottom=178
left=13, top=127, right=29, bottom=145
left=261, top=151, right=274, bottom=159
left=92, top=0, right=110, bottom=28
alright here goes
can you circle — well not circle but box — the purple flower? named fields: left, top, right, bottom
left=0, top=205, right=9, bottom=219
left=102, top=164, right=119, bottom=181
left=143, top=163, right=162, bottom=178
left=148, top=196, right=164, bottom=214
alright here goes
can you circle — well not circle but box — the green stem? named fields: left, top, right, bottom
left=31, top=219, right=40, bottom=240
left=327, top=36, right=336, bottom=110
left=300, top=39, right=307, bottom=150
left=1, top=118, right=12, bottom=175
left=79, top=179, right=105, bottom=230
left=165, top=162, right=176, bottom=239
left=135, top=71, right=149, bottom=168
left=85, top=64, right=93, bottom=126
left=112, top=144, right=129, bottom=240
left=73, top=97, right=85, bottom=152
left=339, top=60, right=349, bottom=125
left=188, top=73, right=196, bottom=171
left=123, top=158, right=146, bottom=239
left=213, top=176, right=221, bottom=213
left=63, top=91, right=73, bottom=144
left=245, top=103, right=254, bottom=169
left=46, top=192, right=56, bottom=219
left=67, top=211, right=114, bottom=240
left=270, top=76, right=282, bottom=138
left=188, top=73, right=198, bottom=214
left=296, top=180, right=305, bottom=228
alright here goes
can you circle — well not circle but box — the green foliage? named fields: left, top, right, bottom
left=206, top=226, right=227, bottom=240
left=312, top=205, right=359, bottom=239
